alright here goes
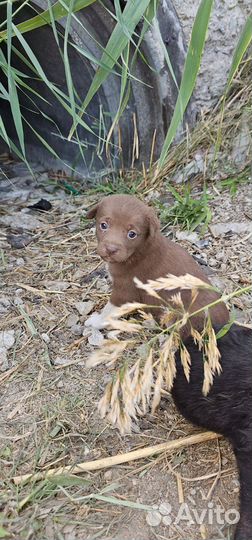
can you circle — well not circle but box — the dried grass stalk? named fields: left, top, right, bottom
left=12, top=431, right=220, bottom=485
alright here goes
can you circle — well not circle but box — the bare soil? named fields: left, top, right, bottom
left=0, top=160, right=251, bottom=540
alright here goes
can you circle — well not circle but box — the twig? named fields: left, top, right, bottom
left=12, top=431, right=219, bottom=485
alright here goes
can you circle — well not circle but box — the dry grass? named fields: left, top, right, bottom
left=142, top=56, right=252, bottom=189
left=0, top=183, right=251, bottom=539
left=0, top=58, right=251, bottom=537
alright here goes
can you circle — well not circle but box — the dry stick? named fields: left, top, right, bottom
left=12, top=431, right=219, bottom=485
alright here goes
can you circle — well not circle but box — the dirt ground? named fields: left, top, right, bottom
left=0, top=158, right=252, bottom=540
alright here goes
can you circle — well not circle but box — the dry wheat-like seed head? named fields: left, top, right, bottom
left=87, top=339, right=132, bottom=367
left=134, top=273, right=214, bottom=293
left=87, top=274, right=225, bottom=432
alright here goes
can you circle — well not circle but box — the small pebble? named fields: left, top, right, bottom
left=74, top=300, right=94, bottom=317
left=209, top=257, right=218, bottom=267
left=88, top=329, right=104, bottom=347
left=0, top=347, right=9, bottom=372
left=43, top=280, right=70, bottom=292
left=41, top=333, right=50, bottom=344
left=66, top=314, right=79, bottom=328
left=0, top=330, right=15, bottom=350
left=104, top=469, right=113, bottom=481
left=54, top=356, right=69, bottom=366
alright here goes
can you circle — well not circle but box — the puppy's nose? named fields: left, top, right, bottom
left=105, top=244, right=119, bottom=255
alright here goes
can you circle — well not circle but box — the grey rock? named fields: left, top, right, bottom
left=0, top=330, right=15, bottom=350
left=41, top=333, right=50, bottom=343
left=6, top=232, right=34, bottom=249
left=0, top=213, right=42, bottom=231
left=67, top=219, right=80, bottom=232
left=0, top=347, right=9, bottom=371
left=145, top=190, right=161, bottom=202
left=0, top=296, right=11, bottom=314
left=74, top=300, right=94, bottom=317
left=88, top=328, right=104, bottom=347
left=95, top=278, right=110, bottom=293
left=14, top=297, right=24, bottom=306
left=71, top=324, right=83, bottom=336
left=210, top=222, right=252, bottom=237
left=176, top=230, right=199, bottom=243
left=173, top=152, right=204, bottom=184
left=195, top=238, right=210, bottom=249
left=210, top=276, right=227, bottom=290
left=0, top=189, right=32, bottom=202
left=231, top=115, right=251, bottom=166
left=193, top=254, right=208, bottom=266
left=209, top=257, right=218, bottom=267
left=66, top=314, right=80, bottom=328
left=43, top=280, right=70, bottom=292
left=15, top=257, right=25, bottom=266
left=54, top=356, right=69, bottom=366
left=82, top=327, right=92, bottom=338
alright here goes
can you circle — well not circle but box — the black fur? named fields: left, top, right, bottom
left=172, top=323, right=252, bottom=540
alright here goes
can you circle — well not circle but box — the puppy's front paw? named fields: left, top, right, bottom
left=85, top=312, right=107, bottom=330
left=85, top=302, right=116, bottom=330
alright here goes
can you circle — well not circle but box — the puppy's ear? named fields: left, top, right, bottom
left=86, top=203, right=100, bottom=219
left=147, top=207, right=160, bottom=237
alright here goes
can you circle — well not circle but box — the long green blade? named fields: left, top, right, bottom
left=0, top=0, right=96, bottom=41
left=7, top=0, right=25, bottom=156
left=68, top=0, right=154, bottom=139
left=226, top=15, right=252, bottom=91
left=158, top=0, right=214, bottom=169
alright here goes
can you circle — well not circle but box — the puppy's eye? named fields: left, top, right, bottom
left=100, top=222, right=109, bottom=231
left=127, top=230, right=137, bottom=239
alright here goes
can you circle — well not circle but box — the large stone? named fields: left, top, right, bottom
left=0, top=212, right=42, bottom=231
left=210, top=222, right=252, bottom=237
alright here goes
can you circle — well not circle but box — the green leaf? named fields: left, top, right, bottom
left=91, top=494, right=153, bottom=511
left=216, top=313, right=235, bottom=340
left=68, top=0, right=155, bottom=139
left=11, top=25, right=95, bottom=135
left=158, top=0, right=214, bottom=169
left=0, top=115, right=10, bottom=147
left=6, top=2, right=25, bottom=156
left=226, top=15, right=252, bottom=91
left=18, top=305, right=37, bottom=336
left=0, top=0, right=97, bottom=41
left=47, top=474, right=91, bottom=487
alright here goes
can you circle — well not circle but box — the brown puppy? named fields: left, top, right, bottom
left=85, top=194, right=229, bottom=333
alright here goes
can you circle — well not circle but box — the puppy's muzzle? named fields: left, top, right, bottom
left=104, top=243, right=120, bottom=256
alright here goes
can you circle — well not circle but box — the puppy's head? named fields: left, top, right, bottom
left=86, top=194, right=160, bottom=263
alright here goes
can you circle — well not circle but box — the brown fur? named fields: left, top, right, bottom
left=87, top=195, right=229, bottom=333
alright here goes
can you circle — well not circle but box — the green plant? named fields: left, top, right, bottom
left=218, top=167, right=251, bottom=198
left=156, top=184, right=212, bottom=234
left=86, top=176, right=142, bottom=196
left=0, top=1, right=251, bottom=174
left=0, top=0, right=158, bottom=170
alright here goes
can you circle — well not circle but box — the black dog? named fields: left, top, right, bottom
left=172, top=323, right=252, bottom=540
